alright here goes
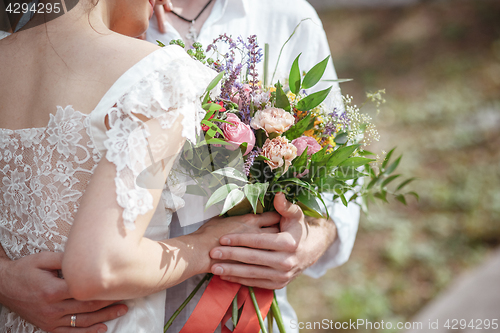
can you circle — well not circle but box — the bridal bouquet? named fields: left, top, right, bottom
left=159, top=36, right=416, bottom=333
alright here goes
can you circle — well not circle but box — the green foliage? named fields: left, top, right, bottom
left=244, top=183, right=269, bottom=213
left=289, top=54, right=302, bottom=95
left=274, top=81, right=291, bottom=111
left=296, top=86, right=333, bottom=111
left=283, top=113, right=313, bottom=141
left=206, top=184, right=239, bottom=209
left=302, top=55, right=330, bottom=89
left=221, top=189, right=245, bottom=215
left=360, top=149, right=417, bottom=213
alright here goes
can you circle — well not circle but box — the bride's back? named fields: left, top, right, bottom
left=0, top=0, right=159, bottom=131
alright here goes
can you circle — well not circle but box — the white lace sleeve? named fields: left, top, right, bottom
left=90, top=47, right=217, bottom=230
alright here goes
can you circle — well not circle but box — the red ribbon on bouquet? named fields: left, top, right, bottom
left=179, top=275, right=274, bottom=333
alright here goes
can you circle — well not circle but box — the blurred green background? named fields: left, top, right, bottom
left=288, top=0, right=500, bottom=331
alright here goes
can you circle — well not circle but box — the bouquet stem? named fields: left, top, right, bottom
left=164, top=273, right=213, bottom=332
left=271, top=291, right=287, bottom=333
left=232, top=294, right=239, bottom=327
left=267, top=306, right=274, bottom=333
left=248, top=286, right=268, bottom=333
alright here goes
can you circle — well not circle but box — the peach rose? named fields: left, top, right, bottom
left=261, top=136, right=297, bottom=172
left=223, top=113, right=255, bottom=155
left=250, top=107, right=295, bottom=135
left=291, top=136, right=322, bottom=156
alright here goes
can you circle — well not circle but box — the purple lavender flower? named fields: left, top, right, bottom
left=243, top=148, right=261, bottom=176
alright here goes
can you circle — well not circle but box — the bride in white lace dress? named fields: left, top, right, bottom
left=0, top=1, right=276, bottom=332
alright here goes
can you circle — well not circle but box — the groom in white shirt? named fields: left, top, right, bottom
left=148, top=1, right=360, bottom=332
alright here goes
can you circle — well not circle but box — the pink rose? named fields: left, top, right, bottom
left=291, top=136, right=322, bottom=156
left=261, top=136, right=297, bottom=172
left=223, top=113, right=255, bottom=155
left=250, top=107, right=295, bottom=135
left=231, top=84, right=252, bottom=110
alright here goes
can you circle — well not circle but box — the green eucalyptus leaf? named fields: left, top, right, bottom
left=212, top=167, right=248, bottom=182
left=206, top=71, right=225, bottom=92
left=297, top=190, right=324, bottom=218
left=315, top=177, right=346, bottom=193
left=289, top=53, right=302, bottom=95
left=358, top=150, right=375, bottom=156
left=202, top=103, right=223, bottom=112
left=340, top=193, right=348, bottom=206
left=206, top=184, right=239, bottom=209
left=284, top=113, right=313, bottom=141
left=296, top=86, right=332, bottom=111
left=327, top=144, right=360, bottom=168
left=395, top=194, right=407, bottom=205
left=338, top=157, right=374, bottom=168
left=244, top=183, right=269, bottom=213
left=278, top=177, right=309, bottom=187
left=317, top=194, right=330, bottom=220
left=311, top=146, right=329, bottom=165
left=204, top=109, right=216, bottom=120
left=361, top=195, right=369, bottom=215
left=366, top=176, right=380, bottom=190
left=374, top=191, right=388, bottom=203
left=275, top=81, right=291, bottom=111
left=381, top=174, right=401, bottom=188
left=365, top=163, right=376, bottom=178
left=220, top=189, right=245, bottom=215
left=382, top=148, right=396, bottom=170
left=302, top=56, right=330, bottom=89
left=292, top=147, right=309, bottom=168
left=396, top=177, right=416, bottom=191
left=408, top=191, right=419, bottom=201
left=384, top=156, right=402, bottom=175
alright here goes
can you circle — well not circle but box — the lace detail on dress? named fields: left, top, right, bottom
left=1, top=310, right=44, bottom=333
left=115, top=55, right=216, bottom=143
left=99, top=54, right=216, bottom=229
left=0, top=106, right=98, bottom=332
left=0, top=106, right=97, bottom=260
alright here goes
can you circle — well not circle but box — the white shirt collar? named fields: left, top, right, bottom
left=0, top=31, right=11, bottom=40
left=204, top=0, right=246, bottom=27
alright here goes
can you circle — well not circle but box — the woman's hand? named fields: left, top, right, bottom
left=192, top=211, right=281, bottom=271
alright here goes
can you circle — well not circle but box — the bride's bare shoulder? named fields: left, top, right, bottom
left=93, top=34, right=162, bottom=73
left=79, top=34, right=166, bottom=93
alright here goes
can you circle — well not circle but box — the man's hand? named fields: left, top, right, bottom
left=0, top=251, right=128, bottom=333
left=209, top=192, right=337, bottom=289
left=137, top=2, right=168, bottom=40
left=155, top=2, right=168, bottom=34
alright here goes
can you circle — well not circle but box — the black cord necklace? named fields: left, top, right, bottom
left=170, top=0, right=215, bottom=42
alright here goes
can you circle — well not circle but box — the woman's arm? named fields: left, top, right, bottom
left=62, top=115, right=280, bottom=301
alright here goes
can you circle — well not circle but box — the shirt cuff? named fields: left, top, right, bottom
left=303, top=193, right=360, bottom=278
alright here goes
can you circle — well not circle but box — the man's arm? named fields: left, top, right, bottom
left=303, top=193, right=360, bottom=278
left=0, top=249, right=128, bottom=333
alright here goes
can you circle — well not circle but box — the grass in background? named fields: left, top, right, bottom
left=288, top=1, right=500, bottom=331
